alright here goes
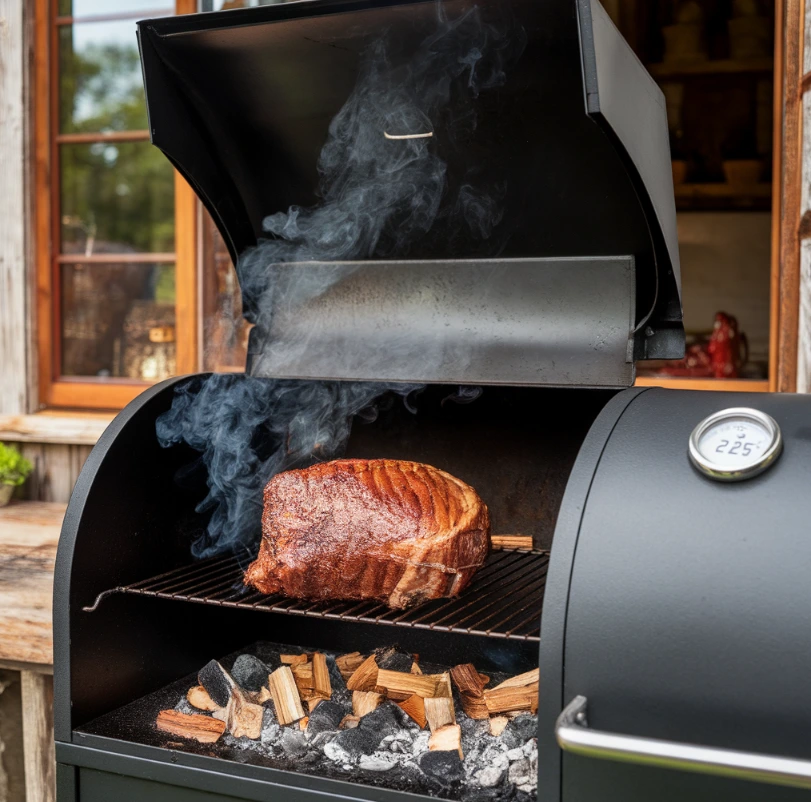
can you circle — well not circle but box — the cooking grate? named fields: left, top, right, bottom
left=84, top=549, right=549, bottom=641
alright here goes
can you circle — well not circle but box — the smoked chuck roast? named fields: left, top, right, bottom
left=244, top=459, right=490, bottom=609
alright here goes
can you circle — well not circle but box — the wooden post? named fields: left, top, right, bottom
left=21, top=671, right=55, bottom=802
left=0, top=0, right=32, bottom=416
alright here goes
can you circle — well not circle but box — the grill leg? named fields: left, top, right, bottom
left=21, top=671, right=55, bottom=802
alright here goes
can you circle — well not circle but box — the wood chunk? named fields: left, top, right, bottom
left=483, top=683, right=539, bottom=715
left=424, top=696, right=455, bottom=732
left=268, top=666, right=306, bottom=725
left=489, top=716, right=510, bottom=737
left=307, top=696, right=327, bottom=713
left=375, top=669, right=446, bottom=700
left=281, top=654, right=308, bottom=666
left=450, top=664, right=488, bottom=719
left=490, top=535, right=534, bottom=551
left=436, top=673, right=452, bottom=699
left=410, top=661, right=422, bottom=675
left=156, top=710, right=225, bottom=744
left=492, top=668, right=540, bottom=690
left=312, top=653, right=332, bottom=699
left=459, top=693, right=489, bottom=720
left=187, top=685, right=221, bottom=712
left=335, top=652, right=365, bottom=682
left=257, top=685, right=273, bottom=704
left=396, top=695, right=427, bottom=729
left=479, top=674, right=490, bottom=687
left=299, top=716, right=309, bottom=731
left=346, top=654, right=379, bottom=692
left=450, top=664, right=486, bottom=697
left=224, top=688, right=264, bottom=739
left=428, top=723, right=463, bottom=759
left=340, top=714, right=361, bottom=729
left=353, top=691, right=384, bottom=718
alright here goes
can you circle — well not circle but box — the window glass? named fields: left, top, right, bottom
left=60, top=141, right=175, bottom=255
left=201, top=212, right=250, bottom=371
left=58, top=22, right=147, bottom=133
left=201, top=1, right=289, bottom=11
left=58, top=0, right=174, bottom=17
left=61, top=262, right=176, bottom=379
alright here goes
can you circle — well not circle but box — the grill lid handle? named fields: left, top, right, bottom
left=556, top=696, right=811, bottom=791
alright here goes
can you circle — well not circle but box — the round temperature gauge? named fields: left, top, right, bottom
left=689, top=407, right=783, bottom=481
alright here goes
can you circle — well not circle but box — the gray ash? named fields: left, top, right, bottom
left=78, top=640, right=537, bottom=802
left=200, top=643, right=535, bottom=801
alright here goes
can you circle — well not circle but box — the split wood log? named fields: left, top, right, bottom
left=492, top=668, right=539, bottom=690
left=375, top=669, right=446, bottom=700
left=257, top=686, right=273, bottom=704
left=450, top=664, right=486, bottom=696
left=307, top=697, right=326, bottom=713
left=483, top=683, right=539, bottom=715
left=268, top=666, right=306, bottom=725
left=353, top=691, right=384, bottom=718
left=410, top=661, right=422, bottom=675
left=340, top=715, right=361, bottom=729
left=346, top=654, right=379, bottom=692
left=223, top=689, right=264, bottom=739
left=428, top=723, right=463, bottom=759
left=299, top=717, right=309, bottom=731
left=424, top=696, right=455, bottom=732
left=156, top=710, right=226, bottom=744
left=490, top=535, right=534, bottom=551
left=312, top=653, right=332, bottom=699
left=292, top=662, right=315, bottom=697
left=280, top=654, right=308, bottom=666
left=489, top=716, right=510, bottom=737
left=187, top=685, right=222, bottom=712
left=450, top=664, right=489, bottom=719
left=335, top=652, right=365, bottom=682
left=396, top=695, right=427, bottom=729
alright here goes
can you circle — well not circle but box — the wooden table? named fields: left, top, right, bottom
left=0, top=500, right=65, bottom=802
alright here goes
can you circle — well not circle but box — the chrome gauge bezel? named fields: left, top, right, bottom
left=688, top=407, right=783, bottom=482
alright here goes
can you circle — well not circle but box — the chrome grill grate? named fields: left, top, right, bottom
left=84, top=548, right=549, bottom=642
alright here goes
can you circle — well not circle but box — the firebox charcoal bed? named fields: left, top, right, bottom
left=83, top=547, right=549, bottom=642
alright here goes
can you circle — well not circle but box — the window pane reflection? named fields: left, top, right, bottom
left=58, top=1, right=174, bottom=17
left=61, top=262, right=176, bottom=380
left=60, top=141, right=175, bottom=254
left=201, top=211, right=250, bottom=371
left=58, top=21, right=147, bottom=134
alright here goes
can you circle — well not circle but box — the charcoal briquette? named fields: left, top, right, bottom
left=306, top=700, right=345, bottom=737
left=231, top=654, right=269, bottom=693
left=418, top=750, right=464, bottom=786
left=198, top=660, right=233, bottom=708
left=500, top=715, right=538, bottom=750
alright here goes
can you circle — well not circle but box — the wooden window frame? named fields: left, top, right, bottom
left=33, top=0, right=198, bottom=411
left=771, top=0, right=805, bottom=392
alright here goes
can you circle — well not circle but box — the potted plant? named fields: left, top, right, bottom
left=0, top=442, right=32, bottom=507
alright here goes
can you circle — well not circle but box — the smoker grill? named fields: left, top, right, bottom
left=53, top=1, right=811, bottom=801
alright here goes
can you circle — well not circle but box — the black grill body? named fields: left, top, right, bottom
left=55, top=386, right=811, bottom=802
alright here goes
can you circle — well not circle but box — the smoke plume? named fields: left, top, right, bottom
left=238, top=2, right=526, bottom=332
left=159, top=3, right=525, bottom=560
left=157, top=376, right=422, bottom=561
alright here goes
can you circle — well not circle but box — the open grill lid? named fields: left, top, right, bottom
left=138, top=0, right=684, bottom=388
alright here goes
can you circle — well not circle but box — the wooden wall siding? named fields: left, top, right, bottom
left=20, top=444, right=92, bottom=504
left=0, top=670, right=25, bottom=802
left=0, top=0, right=31, bottom=416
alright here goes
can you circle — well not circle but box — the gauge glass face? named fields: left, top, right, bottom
left=697, top=415, right=773, bottom=469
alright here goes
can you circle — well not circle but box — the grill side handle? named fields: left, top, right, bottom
left=556, top=696, right=811, bottom=791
